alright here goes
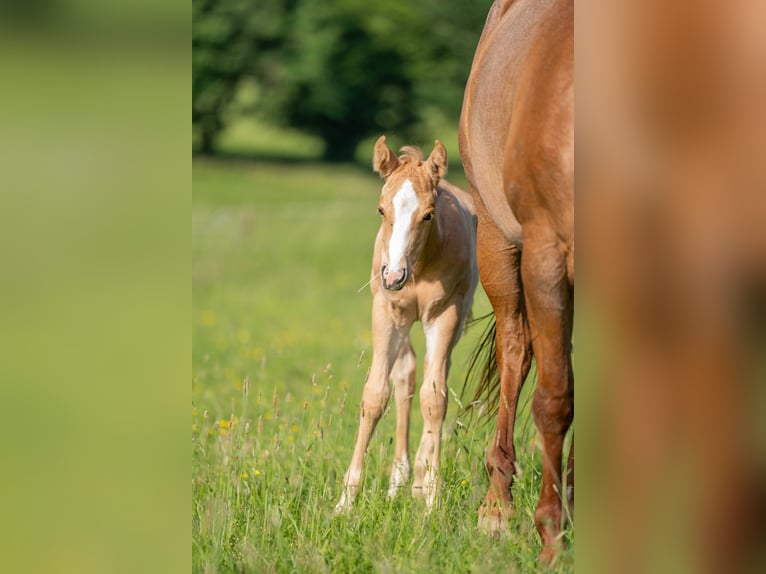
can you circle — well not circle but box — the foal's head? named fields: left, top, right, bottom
left=372, top=136, right=447, bottom=291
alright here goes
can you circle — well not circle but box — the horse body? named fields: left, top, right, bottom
left=336, top=137, right=478, bottom=512
left=459, top=0, right=574, bottom=561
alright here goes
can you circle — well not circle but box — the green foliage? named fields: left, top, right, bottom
left=192, top=0, right=291, bottom=153
left=266, top=0, right=421, bottom=161
left=413, top=0, right=495, bottom=118
left=192, top=0, right=493, bottom=160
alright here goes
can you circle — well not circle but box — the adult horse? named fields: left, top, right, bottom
left=459, top=0, right=574, bottom=561
left=335, top=137, right=478, bottom=511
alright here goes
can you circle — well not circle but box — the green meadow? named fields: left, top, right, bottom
left=192, top=131, right=574, bottom=572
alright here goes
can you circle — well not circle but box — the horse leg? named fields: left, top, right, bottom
left=474, top=197, right=533, bottom=532
left=387, top=339, right=416, bottom=498
left=412, top=303, right=461, bottom=508
left=335, top=297, right=409, bottom=512
left=521, top=236, right=574, bottom=562
left=566, top=434, right=574, bottom=520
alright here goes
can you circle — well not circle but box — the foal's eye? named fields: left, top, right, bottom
left=423, top=212, right=433, bottom=221
left=377, top=207, right=384, bottom=216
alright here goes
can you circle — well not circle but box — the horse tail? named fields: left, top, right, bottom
left=461, top=312, right=500, bottom=423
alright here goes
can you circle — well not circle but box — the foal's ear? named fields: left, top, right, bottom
left=372, top=135, right=399, bottom=179
left=426, top=140, right=447, bottom=184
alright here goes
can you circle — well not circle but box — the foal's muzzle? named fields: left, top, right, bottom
left=381, top=264, right=408, bottom=291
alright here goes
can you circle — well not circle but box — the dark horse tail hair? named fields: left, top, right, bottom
left=460, top=312, right=501, bottom=424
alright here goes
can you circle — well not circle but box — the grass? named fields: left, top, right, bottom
left=192, top=151, right=574, bottom=573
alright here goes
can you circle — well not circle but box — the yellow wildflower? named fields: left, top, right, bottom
left=251, top=347, right=265, bottom=360
left=200, top=310, right=217, bottom=326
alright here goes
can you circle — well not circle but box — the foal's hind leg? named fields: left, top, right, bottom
left=388, top=339, right=416, bottom=498
left=521, top=236, right=574, bottom=562
left=474, top=198, right=533, bottom=533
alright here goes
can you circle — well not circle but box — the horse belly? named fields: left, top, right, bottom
left=462, top=43, right=526, bottom=243
left=461, top=0, right=570, bottom=246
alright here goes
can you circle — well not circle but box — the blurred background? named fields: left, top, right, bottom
left=2, top=0, right=763, bottom=572
left=0, top=1, right=188, bottom=573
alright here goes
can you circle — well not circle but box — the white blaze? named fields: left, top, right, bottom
left=387, top=179, right=418, bottom=272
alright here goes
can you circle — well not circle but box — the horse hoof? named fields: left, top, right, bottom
left=539, top=544, right=559, bottom=565
left=477, top=511, right=509, bottom=535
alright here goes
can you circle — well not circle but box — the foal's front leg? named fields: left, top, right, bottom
left=335, top=297, right=409, bottom=512
left=412, top=304, right=461, bottom=508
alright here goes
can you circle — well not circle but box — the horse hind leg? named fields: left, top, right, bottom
left=565, top=434, right=574, bottom=521
left=388, top=339, right=416, bottom=498
left=478, top=297, right=532, bottom=533
left=474, top=199, right=533, bottom=533
left=521, top=238, right=574, bottom=562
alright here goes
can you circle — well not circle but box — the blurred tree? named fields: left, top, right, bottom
left=261, top=0, right=423, bottom=161
left=192, top=0, right=290, bottom=154
left=193, top=0, right=492, bottom=160
left=414, top=0, right=494, bottom=122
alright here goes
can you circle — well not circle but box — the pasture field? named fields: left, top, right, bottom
left=192, top=154, right=574, bottom=573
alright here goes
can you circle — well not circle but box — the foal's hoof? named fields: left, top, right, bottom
left=387, top=461, right=411, bottom=499
left=333, top=493, right=354, bottom=515
left=333, top=501, right=349, bottom=515
left=386, top=484, right=404, bottom=499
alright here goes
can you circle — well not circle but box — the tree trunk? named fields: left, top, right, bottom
left=198, top=128, right=216, bottom=156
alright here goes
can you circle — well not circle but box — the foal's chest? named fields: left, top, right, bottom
left=383, top=279, right=453, bottom=327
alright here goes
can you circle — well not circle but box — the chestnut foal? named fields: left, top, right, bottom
left=335, top=136, right=477, bottom=511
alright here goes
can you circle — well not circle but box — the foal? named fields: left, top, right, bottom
left=335, top=136, right=478, bottom=511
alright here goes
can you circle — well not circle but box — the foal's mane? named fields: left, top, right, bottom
left=398, top=146, right=424, bottom=164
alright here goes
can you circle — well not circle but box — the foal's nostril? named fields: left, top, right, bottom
left=381, top=267, right=407, bottom=291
